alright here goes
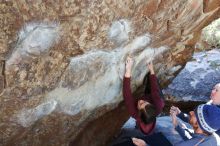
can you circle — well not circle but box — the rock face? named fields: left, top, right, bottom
left=202, top=18, right=220, bottom=48
left=164, top=49, right=220, bottom=102
left=0, top=0, right=220, bottom=146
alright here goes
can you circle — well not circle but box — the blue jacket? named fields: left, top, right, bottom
left=174, top=112, right=218, bottom=146
left=177, top=111, right=220, bottom=136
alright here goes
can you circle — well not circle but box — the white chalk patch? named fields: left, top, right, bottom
left=7, top=22, right=59, bottom=67
left=16, top=100, right=57, bottom=127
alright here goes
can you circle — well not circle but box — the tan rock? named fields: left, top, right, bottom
left=0, top=0, right=220, bottom=146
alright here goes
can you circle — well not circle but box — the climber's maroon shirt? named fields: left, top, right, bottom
left=123, top=75, right=164, bottom=135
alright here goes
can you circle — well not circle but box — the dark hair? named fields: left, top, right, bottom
left=140, top=104, right=157, bottom=124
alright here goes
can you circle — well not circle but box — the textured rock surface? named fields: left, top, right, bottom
left=0, top=0, right=220, bottom=146
left=202, top=18, right=220, bottom=47
left=164, top=49, right=220, bottom=102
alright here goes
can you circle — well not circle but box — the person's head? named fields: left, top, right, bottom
left=190, top=104, right=220, bottom=134
left=189, top=111, right=200, bottom=131
left=210, top=83, right=220, bottom=105
left=137, top=100, right=157, bottom=124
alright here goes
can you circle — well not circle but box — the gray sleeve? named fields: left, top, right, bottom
left=174, top=137, right=204, bottom=146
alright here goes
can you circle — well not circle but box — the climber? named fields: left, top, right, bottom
left=111, top=56, right=165, bottom=146
left=122, top=56, right=164, bottom=134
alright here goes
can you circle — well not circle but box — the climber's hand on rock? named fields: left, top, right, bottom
left=147, top=61, right=154, bottom=75
left=125, top=56, right=133, bottom=77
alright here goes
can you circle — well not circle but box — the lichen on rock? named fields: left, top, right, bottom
left=202, top=18, right=220, bottom=47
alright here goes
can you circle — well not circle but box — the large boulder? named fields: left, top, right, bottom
left=0, top=0, right=220, bottom=145
left=164, top=49, right=220, bottom=102
left=202, top=18, right=220, bottom=48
